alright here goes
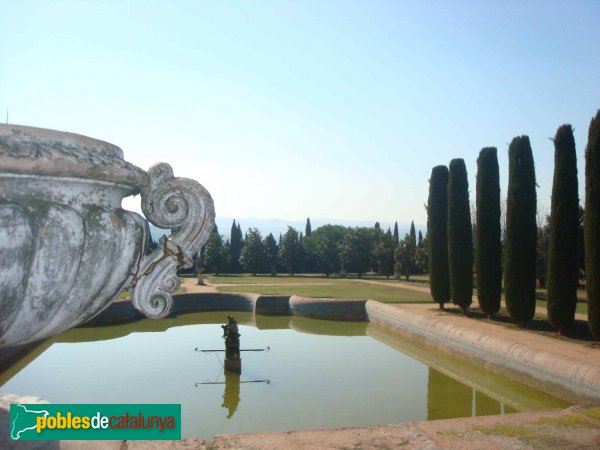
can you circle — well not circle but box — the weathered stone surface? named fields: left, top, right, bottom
left=0, top=125, right=215, bottom=346
left=254, top=295, right=291, bottom=315
left=366, top=301, right=600, bottom=403
left=2, top=393, right=599, bottom=450
left=130, top=163, right=215, bottom=319
left=0, top=124, right=147, bottom=187
left=289, top=295, right=367, bottom=321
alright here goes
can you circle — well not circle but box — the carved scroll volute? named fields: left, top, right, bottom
left=130, top=163, right=215, bottom=318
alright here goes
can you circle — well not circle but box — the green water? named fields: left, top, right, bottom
left=0, top=312, right=569, bottom=439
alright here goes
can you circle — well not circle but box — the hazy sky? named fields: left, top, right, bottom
left=1, top=1, right=599, bottom=225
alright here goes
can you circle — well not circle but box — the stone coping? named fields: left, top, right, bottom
left=0, top=124, right=148, bottom=187
left=80, top=293, right=368, bottom=327
left=366, top=301, right=600, bottom=404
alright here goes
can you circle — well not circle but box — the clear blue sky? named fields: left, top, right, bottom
left=1, top=0, right=599, bottom=225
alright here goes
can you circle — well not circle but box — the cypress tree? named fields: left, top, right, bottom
left=585, top=110, right=600, bottom=339
left=393, top=221, right=399, bottom=242
left=264, top=232, right=279, bottom=275
left=230, top=220, right=242, bottom=273
left=447, top=159, right=473, bottom=313
left=547, top=125, right=579, bottom=334
left=427, top=165, right=451, bottom=308
left=504, top=136, right=537, bottom=327
left=305, top=217, right=312, bottom=237
left=476, top=147, right=502, bottom=317
left=200, top=225, right=225, bottom=275
left=418, top=230, right=423, bottom=248
left=409, top=221, right=417, bottom=248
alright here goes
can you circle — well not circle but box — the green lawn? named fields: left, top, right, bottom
left=206, top=274, right=340, bottom=285
left=206, top=274, right=590, bottom=315
left=207, top=275, right=431, bottom=303
left=535, top=289, right=588, bottom=315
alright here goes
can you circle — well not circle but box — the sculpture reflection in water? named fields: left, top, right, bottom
left=222, top=370, right=241, bottom=418
left=195, top=315, right=270, bottom=419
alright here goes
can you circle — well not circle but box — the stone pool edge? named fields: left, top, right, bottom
left=2, top=396, right=600, bottom=450
left=365, top=301, right=600, bottom=405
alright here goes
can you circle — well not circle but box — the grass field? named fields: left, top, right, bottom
left=204, top=274, right=339, bottom=285
left=535, top=289, right=588, bottom=315
left=206, top=274, right=432, bottom=303
left=203, top=274, right=590, bottom=315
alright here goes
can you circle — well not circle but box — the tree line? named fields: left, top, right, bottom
left=198, top=218, right=428, bottom=279
left=427, top=109, right=600, bottom=339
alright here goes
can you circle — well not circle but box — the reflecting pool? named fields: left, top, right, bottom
left=0, top=311, right=569, bottom=439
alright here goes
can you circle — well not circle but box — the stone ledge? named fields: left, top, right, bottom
left=3, top=398, right=598, bottom=450
left=289, top=295, right=367, bottom=321
left=83, top=293, right=368, bottom=326
left=365, top=301, right=600, bottom=403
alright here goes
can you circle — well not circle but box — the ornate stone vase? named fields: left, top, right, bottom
left=0, top=124, right=215, bottom=346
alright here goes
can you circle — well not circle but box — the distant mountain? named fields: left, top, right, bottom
left=149, top=217, right=425, bottom=243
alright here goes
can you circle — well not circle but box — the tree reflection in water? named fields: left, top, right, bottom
left=427, top=368, right=515, bottom=420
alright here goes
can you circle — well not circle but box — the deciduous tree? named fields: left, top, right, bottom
left=340, top=227, right=372, bottom=277
left=395, top=233, right=416, bottom=280
left=202, top=225, right=225, bottom=275
left=313, top=225, right=347, bottom=277
left=279, top=226, right=302, bottom=276
left=241, top=228, right=266, bottom=275
left=375, top=229, right=396, bottom=279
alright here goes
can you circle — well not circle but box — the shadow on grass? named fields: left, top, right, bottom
left=535, top=292, right=587, bottom=306
left=444, top=307, right=597, bottom=344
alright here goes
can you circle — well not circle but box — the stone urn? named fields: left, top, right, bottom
left=0, top=124, right=215, bottom=346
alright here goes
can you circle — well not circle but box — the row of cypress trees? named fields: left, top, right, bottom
left=427, top=109, right=600, bottom=338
